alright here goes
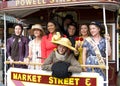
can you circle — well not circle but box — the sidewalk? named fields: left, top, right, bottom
left=0, top=70, right=4, bottom=86
left=0, top=70, right=3, bottom=82
left=0, top=49, right=4, bottom=86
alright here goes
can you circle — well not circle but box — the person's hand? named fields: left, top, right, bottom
left=75, top=41, right=81, bottom=50
left=83, top=67, right=87, bottom=72
left=74, top=50, right=79, bottom=55
left=24, top=57, right=30, bottom=65
left=77, top=41, right=81, bottom=47
left=8, top=56, right=14, bottom=64
left=104, top=34, right=110, bottom=42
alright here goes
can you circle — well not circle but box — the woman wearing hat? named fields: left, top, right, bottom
left=25, top=24, right=45, bottom=69
left=82, top=21, right=111, bottom=80
left=7, top=24, right=29, bottom=68
left=41, top=32, right=81, bottom=78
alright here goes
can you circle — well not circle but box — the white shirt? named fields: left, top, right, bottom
left=28, top=39, right=41, bottom=70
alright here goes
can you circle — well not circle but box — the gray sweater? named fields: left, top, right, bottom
left=41, top=51, right=82, bottom=73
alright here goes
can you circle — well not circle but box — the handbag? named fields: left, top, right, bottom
left=51, top=61, right=72, bottom=78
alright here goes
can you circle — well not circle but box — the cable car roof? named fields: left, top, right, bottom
left=0, top=1, right=119, bottom=18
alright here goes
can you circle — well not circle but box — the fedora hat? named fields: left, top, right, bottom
left=31, top=24, right=44, bottom=33
left=51, top=32, right=76, bottom=51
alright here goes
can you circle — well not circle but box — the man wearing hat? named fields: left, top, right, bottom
left=41, top=32, right=81, bottom=78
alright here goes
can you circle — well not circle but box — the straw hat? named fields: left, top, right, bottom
left=51, top=32, right=76, bottom=51
left=31, top=24, right=44, bottom=33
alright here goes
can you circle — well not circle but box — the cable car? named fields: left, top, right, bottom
left=0, top=0, right=119, bottom=86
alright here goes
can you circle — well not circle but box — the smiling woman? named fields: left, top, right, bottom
left=24, top=24, right=45, bottom=70
left=6, top=24, right=29, bottom=68
left=41, top=20, right=64, bottom=62
left=82, top=21, right=111, bottom=81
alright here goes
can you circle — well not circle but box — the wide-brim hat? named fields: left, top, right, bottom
left=31, top=24, right=44, bottom=33
left=51, top=32, right=76, bottom=51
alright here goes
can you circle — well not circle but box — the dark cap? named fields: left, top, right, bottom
left=90, top=21, right=102, bottom=29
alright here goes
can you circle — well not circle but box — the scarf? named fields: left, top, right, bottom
left=11, top=35, right=20, bottom=61
left=55, top=51, right=68, bottom=61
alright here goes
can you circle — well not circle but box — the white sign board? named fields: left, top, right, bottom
left=7, top=68, right=104, bottom=86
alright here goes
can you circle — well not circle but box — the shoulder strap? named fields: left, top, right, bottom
left=86, top=37, right=105, bottom=65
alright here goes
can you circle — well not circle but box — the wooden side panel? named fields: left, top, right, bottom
left=109, top=63, right=117, bottom=86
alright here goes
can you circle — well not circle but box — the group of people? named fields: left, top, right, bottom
left=6, top=14, right=111, bottom=80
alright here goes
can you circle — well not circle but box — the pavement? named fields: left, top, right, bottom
left=117, top=71, right=120, bottom=86
left=0, top=50, right=4, bottom=86
left=0, top=70, right=4, bottom=86
left=0, top=70, right=3, bottom=82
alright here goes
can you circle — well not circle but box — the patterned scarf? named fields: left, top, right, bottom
left=11, top=35, right=20, bottom=61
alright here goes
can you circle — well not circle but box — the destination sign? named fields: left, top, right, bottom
left=16, top=0, right=73, bottom=6
left=7, top=68, right=104, bottom=86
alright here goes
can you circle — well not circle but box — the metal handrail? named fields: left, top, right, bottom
left=5, top=61, right=106, bottom=69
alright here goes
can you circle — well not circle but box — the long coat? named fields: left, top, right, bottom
left=7, top=35, right=29, bottom=61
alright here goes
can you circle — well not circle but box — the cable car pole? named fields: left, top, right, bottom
left=103, top=5, right=108, bottom=86
left=3, top=13, right=7, bottom=86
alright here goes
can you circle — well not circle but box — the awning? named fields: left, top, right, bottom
left=0, top=14, right=18, bottom=23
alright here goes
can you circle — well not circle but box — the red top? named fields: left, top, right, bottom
left=41, top=33, right=57, bottom=62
